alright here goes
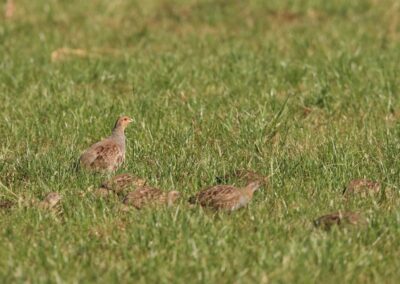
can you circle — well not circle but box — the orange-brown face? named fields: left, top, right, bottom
left=115, top=116, right=133, bottom=129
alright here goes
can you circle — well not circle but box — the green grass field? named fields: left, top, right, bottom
left=1, top=0, right=400, bottom=282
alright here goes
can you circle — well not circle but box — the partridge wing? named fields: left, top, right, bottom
left=102, top=174, right=133, bottom=191
left=124, top=187, right=164, bottom=209
left=194, top=185, right=238, bottom=207
left=90, top=143, right=123, bottom=171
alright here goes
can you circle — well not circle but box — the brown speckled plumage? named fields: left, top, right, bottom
left=80, top=116, right=133, bottom=173
left=313, top=211, right=367, bottom=230
left=0, top=199, right=14, bottom=210
left=38, top=192, right=62, bottom=209
left=100, top=173, right=146, bottom=195
left=343, top=179, right=381, bottom=197
left=189, top=181, right=261, bottom=211
left=123, top=186, right=180, bottom=209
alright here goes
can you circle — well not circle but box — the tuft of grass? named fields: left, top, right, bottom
left=1, top=0, right=400, bottom=282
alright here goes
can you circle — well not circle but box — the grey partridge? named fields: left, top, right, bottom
left=123, top=186, right=180, bottom=209
left=0, top=199, right=14, bottom=210
left=80, top=116, right=133, bottom=173
left=96, top=173, right=146, bottom=196
left=343, top=179, right=381, bottom=197
left=188, top=181, right=261, bottom=211
left=38, top=192, right=62, bottom=209
left=313, top=211, right=367, bottom=230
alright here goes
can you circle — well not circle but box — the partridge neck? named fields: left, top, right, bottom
left=112, top=127, right=125, bottom=138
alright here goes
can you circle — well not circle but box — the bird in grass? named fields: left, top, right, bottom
left=343, top=179, right=381, bottom=197
left=38, top=192, right=62, bottom=210
left=313, top=211, right=367, bottom=231
left=0, top=199, right=14, bottom=210
left=123, top=186, right=181, bottom=209
left=5, top=0, right=15, bottom=19
left=96, top=173, right=146, bottom=197
left=188, top=180, right=261, bottom=211
left=80, top=116, right=133, bottom=173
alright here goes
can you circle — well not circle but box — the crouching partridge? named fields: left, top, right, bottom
left=80, top=116, right=133, bottom=173
left=343, top=179, right=381, bottom=197
left=313, top=211, right=367, bottom=231
left=123, top=186, right=181, bottom=209
left=188, top=181, right=261, bottom=211
left=38, top=192, right=62, bottom=210
left=96, top=173, right=146, bottom=197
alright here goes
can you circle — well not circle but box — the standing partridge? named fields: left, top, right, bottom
left=123, top=186, right=181, bottom=209
left=188, top=181, right=261, bottom=211
left=80, top=116, right=133, bottom=173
